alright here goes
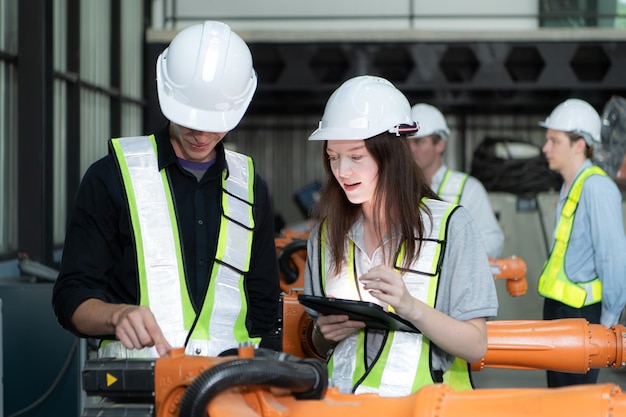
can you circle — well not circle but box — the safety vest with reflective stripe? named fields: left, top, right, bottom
left=320, top=198, right=472, bottom=396
left=99, top=135, right=257, bottom=358
left=436, top=169, right=469, bottom=205
left=538, top=165, right=606, bottom=308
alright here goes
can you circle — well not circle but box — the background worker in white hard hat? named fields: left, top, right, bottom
left=303, top=75, right=498, bottom=396
left=538, top=98, right=626, bottom=387
left=407, top=103, right=504, bottom=259
left=52, top=21, right=280, bottom=358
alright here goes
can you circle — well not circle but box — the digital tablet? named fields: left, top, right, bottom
left=298, top=294, right=420, bottom=333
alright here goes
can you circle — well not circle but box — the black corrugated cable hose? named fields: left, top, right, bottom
left=470, top=137, right=563, bottom=195
left=278, top=239, right=307, bottom=284
left=178, top=349, right=328, bottom=417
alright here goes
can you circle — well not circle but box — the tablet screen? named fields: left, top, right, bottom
left=298, top=294, right=420, bottom=333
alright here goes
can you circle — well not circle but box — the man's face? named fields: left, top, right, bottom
left=542, top=129, right=579, bottom=173
left=408, top=135, right=443, bottom=173
left=169, top=123, right=228, bottom=163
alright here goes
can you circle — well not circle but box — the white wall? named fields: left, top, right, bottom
left=151, top=0, right=538, bottom=31
left=412, top=1, right=538, bottom=30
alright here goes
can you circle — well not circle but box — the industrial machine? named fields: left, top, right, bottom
left=81, top=318, right=626, bottom=417
left=78, top=234, right=626, bottom=417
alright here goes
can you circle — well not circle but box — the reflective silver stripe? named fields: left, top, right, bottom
left=354, top=331, right=424, bottom=397
left=437, top=170, right=468, bottom=205
left=97, top=339, right=252, bottom=359
left=99, top=342, right=159, bottom=359
left=220, top=150, right=254, bottom=270
left=330, top=199, right=449, bottom=396
left=114, top=136, right=187, bottom=349
left=219, top=198, right=253, bottom=271
left=206, top=263, right=245, bottom=351
left=330, top=333, right=359, bottom=392
left=376, top=201, right=447, bottom=395
left=411, top=238, right=440, bottom=276
left=205, top=151, right=255, bottom=352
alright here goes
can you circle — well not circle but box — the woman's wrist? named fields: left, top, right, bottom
left=312, top=321, right=337, bottom=358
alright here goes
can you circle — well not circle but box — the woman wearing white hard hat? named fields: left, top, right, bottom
left=303, top=75, right=498, bottom=396
left=538, top=98, right=626, bottom=388
left=53, top=21, right=281, bottom=359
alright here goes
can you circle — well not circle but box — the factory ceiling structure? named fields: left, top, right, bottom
left=145, top=30, right=626, bottom=126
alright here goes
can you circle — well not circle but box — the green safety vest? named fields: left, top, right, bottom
left=320, top=198, right=473, bottom=396
left=99, top=135, right=257, bottom=358
left=538, top=166, right=606, bottom=308
left=436, top=169, right=469, bottom=204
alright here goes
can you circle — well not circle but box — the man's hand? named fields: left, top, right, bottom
left=71, top=299, right=172, bottom=357
left=111, top=305, right=172, bottom=356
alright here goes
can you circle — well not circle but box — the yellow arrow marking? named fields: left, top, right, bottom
left=106, top=373, right=118, bottom=387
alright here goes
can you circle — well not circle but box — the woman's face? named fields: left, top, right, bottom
left=326, top=139, right=379, bottom=206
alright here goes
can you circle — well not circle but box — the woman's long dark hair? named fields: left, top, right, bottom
left=314, top=132, right=440, bottom=274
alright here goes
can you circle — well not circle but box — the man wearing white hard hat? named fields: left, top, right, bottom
left=53, top=21, right=280, bottom=358
left=538, top=98, right=626, bottom=387
left=407, top=104, right=504, bottom=259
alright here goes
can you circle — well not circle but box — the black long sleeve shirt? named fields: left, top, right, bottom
left=52, top=125, right=280, bottom=349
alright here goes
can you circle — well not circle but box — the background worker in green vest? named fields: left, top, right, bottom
left=539, top=98, right=626, bottom=387
left=52, top=21, right=280, bottom=358
left=407, top=103, right=504, bottom=259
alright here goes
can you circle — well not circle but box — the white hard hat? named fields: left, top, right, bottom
left=539, top=98, right=601, bottom=145
left=309, top=75, right=418, bottom=141
left=409, top=103, right=450, bottom=140
left=156, top=21, right=257, bottom=132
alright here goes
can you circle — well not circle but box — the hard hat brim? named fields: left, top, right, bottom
left=309, top=126, right=384, bottom=141
left=157, top=76, right=254, bottom=132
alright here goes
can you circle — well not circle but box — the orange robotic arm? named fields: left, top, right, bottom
left=473, top=318, right=626, bottom=372
left=489, top=255, right=528, bottom=296
left=206, top=383, right=626, bottom=417
left=279, top=235, right=625, bottom=372
left=84, top=346, right=626, bottom=417
left=283, top=291, right=626, bottom=373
